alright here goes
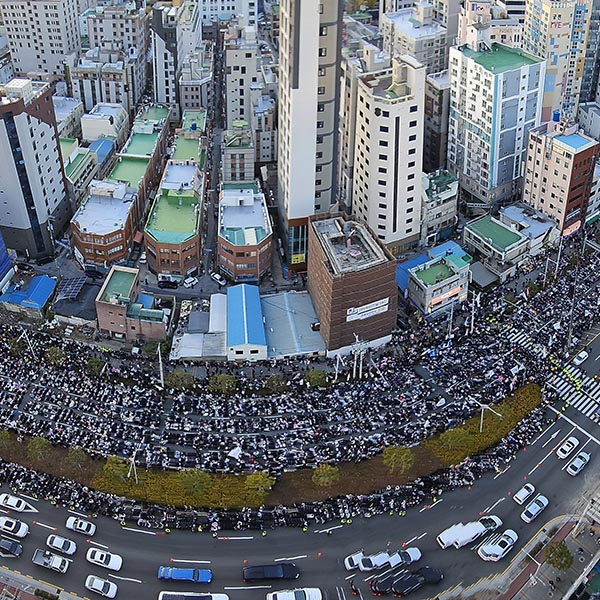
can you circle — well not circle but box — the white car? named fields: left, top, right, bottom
left=343, top=549, right=364, bottom=571
left=0, top=493, right=27, bottom=512
left=521, top=494, right=549, bottom=523
left=566, top=451, right=591, bottom=476
left=557, top=436, right=580, bottom=459
left=0, top=516, right=29, bottom=538
left=477, top=529, right=518, bottom=561
left=139, top=252, right=147, bottom=264
left=513, top=483, right=536, bottom=505
left=210, top=272, right=227, bottom=286
left=65, top=516, right=96, bottom=536
left=388, top=547, right=422, bottom=568
left=46, top=534, right=77, bottom=555
left=85, top=575, right=118, bottom=599
left=359, top=551, right=391, bottom=572
left=86, top=548, right=123, bottom=571
left=266, top=589, right=322, bottom=600
left=183, top=276, right=198, bottom=288
left=573, top=350, right=589, bottom=366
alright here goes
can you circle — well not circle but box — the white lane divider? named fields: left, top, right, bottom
left=67, top=509, right=88, bottom=518
left=419, top=498, right=443, bottom=513
left=32, top=521, right=57, bottom=531
left=314, top=525, right=343, bottom=534
left=274, top=555, right=307, bottom=562
left=494, top=465, right=511, bottom=480
left=88, top=540, right=109, bottom=549
left=541, top=430, right=561, bottom=448
left=217, top=536, right=254, bottom=540
left=482, top=497, right=505, bottom=514
left=224, top=586, right=272, bottom=590
left=170, top=559, right=211, bottom=564
left=109, top=575, right=143, bottom=583
left=121, top=526, right=156, bottom=535
left=19, top=493, right=38, bottom=502
left=417, top=532, right=428, bottom=540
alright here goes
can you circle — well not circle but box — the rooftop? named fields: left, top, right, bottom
left=466, top=214, right=525, bottom=252
left=219, top=185, right=271, bottom=246
left=59, top=138, right=77, bottom=162
left=121, top=131, right=159, bottom=157
left=134, top=104, right=169, bottom=125
left=227, top=284, right=267, bottom=347
left=88, top=138, right=115, bottom=165
left=72, top=184, right=135, bottom=235
left=499, top=203, right=557, bottom=240
left=107, top=156, right=150, bottom=188
left=312, top=217, right=389, bottom=275
left=64, top=149, right=93, bottom=180
left=87, top=103, right=127, bottom=119
left=413, top=260, right=453, bottom=285
left=384, top=6, right=447, bottom=39
left=98, top=267, right=137, bottom=303
left=181, top=109, right=207, bottom=133
left=172, top=136, right=200, bottom=162
left=458, top=42, right=542, bottom=73
left=425, top=169, right=458, bottom=199
left=555, top=133, right=598, bottom=152
left=0, top=275, right=56, bottom=310
left=52, top=96, right=82, bottom=121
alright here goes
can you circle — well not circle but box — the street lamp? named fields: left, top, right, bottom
left=470, top=397, right=503, bottom=433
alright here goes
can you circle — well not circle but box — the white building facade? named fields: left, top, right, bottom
left=199, top=0, right=257, bottom=27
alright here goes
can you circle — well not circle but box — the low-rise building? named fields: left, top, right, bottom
left=172, top=109, right=207, bottom=164
left=498, top=203, right=559, bottom=255
left=95, top=266, right=172, bottom=342
left=179, top=41, right=213, bottom=112
left=221, top=120, right=255, bottom=184
left=71, top=180, right=137, bottom=267
left=226, top=284, right=268, bottom=361
left=218, top=182, right=272, bottom=282
left=307, top=213, right=398, bottom=354
left=81, top=103, right=129, bottom=149
left=0, top=274, right=57, bottom=320
left=408, top=249, right=470, bottom=315
left=52, top=96, right=84, bottom=138
left=144, top=161, right=203, bottom=279
left=59, top=139, right=99, bottom=209
left=421, top=169, right=458, bottom=246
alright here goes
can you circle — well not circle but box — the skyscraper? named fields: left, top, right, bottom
left=277, top=0, right=343, bottom=267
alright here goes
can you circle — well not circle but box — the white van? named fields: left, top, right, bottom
left=437, top=516, right=502, bottom=549
left=437, top=523, right=466, bottom=549
left=158, top=594, right=229, bottom=600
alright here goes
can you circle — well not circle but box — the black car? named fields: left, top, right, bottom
left=242, top=562, right=300, bottom=582
left=158, top=280, right=178, bottom=289
left=0, top=537, right=23, bottom=557
left=391, top=567, right=443, bottom=597
left=370, top=573, right=396, bottom=595
left=16, top=262, right=34, bottom=272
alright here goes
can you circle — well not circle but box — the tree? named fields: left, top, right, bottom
left=7, top=337, right=25, bottom=357
left=165, top=369, right=194, bottom=390
left=85, top=357, right=106, bottom=378
left=312, top=464, right=340, bottom=488
left=382, top=445, right=414, bottom=474
left=0, top=430, right=11, bottom=452
left=27, top=436, right=51, bottom=464
left=179, top=469, right=212, bottom=498
left=45, top=346, right=65, bottom=367
left=305, top=368, right=328, bottom=388
left=102, top=456, right=130, bottom=483
left=265, top=376, right=289, bottom=394
left=208, top=374, right=237, bottom=395
left=545, top=541, right=573, bottom=571
left=66, top=447, right=88, bottom=472
left=244, top=472, right=275, bottom=502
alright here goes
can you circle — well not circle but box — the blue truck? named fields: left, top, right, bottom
left=157, top=566, right=212, bottom=583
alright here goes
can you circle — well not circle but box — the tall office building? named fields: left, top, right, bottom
left=152, top=0, right=201, bottom=118
left=352, top=55, right=427, bottom=254
left=523, top=0, right=592, bottom=121
left=277, top=0, right=343, bottom=268
left=447, top=43, right=545, bottom=210
left=0, top=0, right=80, bottom=77
left=0, top=79, right=70, bottom=258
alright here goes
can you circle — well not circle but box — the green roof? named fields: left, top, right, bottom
left=459, top=43, right=542, bottom=73
left=99, top=269, right=136, bottom=303
left=64, top=151, right=89, bottom=179
left=414, top=261, right=453, bottom=285
left=108, top=156, right=150, bottom=188
left=135, top=105, right=169, bottom=124
left=467, top=215, right=523, bottom=252
left=172, top=136, right=199, bottom=162
left=145, top=190, right=200, bottom=244
left=122, top=132, right=159, bottom=156
left=181, top=109, right=207, bottom=133
left=222, top=181, right=258, bottom=192
left=59, top=138, right=77, bottom=161
left=222, top=227, right=269, bottom=245
left=127, top=302, right=163, bottom=322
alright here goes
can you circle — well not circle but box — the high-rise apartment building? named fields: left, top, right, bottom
left=523, top=0, right=591, bottom=121
left=152, top=0, right=201, bottom=118
left=448, top=43, right=545, bottom=210
left=0, top=79, right=70, bottom=257
left=0, top=0, right=80, bottom=77
left=352, top=55, right=426, bottom=254
left=423, top=70, right=450, bottom=173
left=496, top=0, right=527, bottom=23
left=457, top=0, right=521, bottom=49
left=277, top=0, right=343, bottom=267
left=522, top=118, right=599, bottom=234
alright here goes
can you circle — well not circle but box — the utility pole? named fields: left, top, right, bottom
left=157, top=343, right=165, bottom=388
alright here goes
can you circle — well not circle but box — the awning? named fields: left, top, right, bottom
left=133, top=231, right=144, bottom=244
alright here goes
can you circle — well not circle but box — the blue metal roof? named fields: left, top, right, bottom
left=227, top=284, right=267, bottom=347
left=89, top=138, right=115, bottom=165
left=428, top=241, right=463, bottom=259
left=396, top=254, right=429, bottom=291
left=0, top=275, right=56, bottom=309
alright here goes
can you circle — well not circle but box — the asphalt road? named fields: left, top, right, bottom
left=1, top=403, right=597, bottom=600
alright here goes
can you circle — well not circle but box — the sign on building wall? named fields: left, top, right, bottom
left=346, top=297, right=389, bottom=322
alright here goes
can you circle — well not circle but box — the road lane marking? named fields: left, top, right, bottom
left=417, top=532, right=428, bottom=540
left=547, top=406, right=600, bottom=445
left=68, top=509, right=88, bottom=518
left=494, top=465, right=511, bottom=479
left=88, top=540, right=109, bottom=549
left=224, top=586, right=272, bottom=590
left=419, top=498, right=443, bottom=512
left=108, top=575, right=143, bottom=583
left=217, top=536, right=254, bottom=540
left=170, top=559, right=211, bottom=564
left=121, top=526, right=156, bottom=535
left=541, top=430, right=561, bottom=448
left=32, top=521, right=57, bottom=531
left=403, top=535, right=418, bottom=546
left=482, top=498, right=505, bottom=514
left=528, top=425, right=576, bottom=475
left=19, top=494, right=38, bottom=502
left=530, top=422, right=557, bottom=446
left=345, top=574, right=355, bottom=580
left=314, top=525, right=343, bottom=534
left=274, top=555, right=307, bottom=562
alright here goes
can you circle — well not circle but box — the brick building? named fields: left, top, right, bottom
left=307, top=214, right=398, bottom=353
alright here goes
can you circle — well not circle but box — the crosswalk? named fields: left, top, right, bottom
left=507, top=327, right=600, bottom=423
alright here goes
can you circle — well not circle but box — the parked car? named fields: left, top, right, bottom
left=557, top=436, right=580, bottom=459
left=86, top=548, right=122, bottom=571
left=210, top=272, right=227, bottom=286
left=358, top=551, right=391, bottom=572
left=158, top=279, right=178, bottom=289
left=46, top=534, right=77, bottom=555
left=157, top=567, right=212, bottom=583
left=0, top=537, right=23, bottom=557
left=265, top=589, right=322, bottom=600
left=521, top=494, right=549, bottom=523
left=573, top=350, right=589, bottom=366
left=183, top=276, right=199, bottom=288
left=85, top=575, right=118, bottom=598
left=388, top=547, right=422, bottom=568
left=513, top=483, right=536, bottom=505
left=391, top=566, right=444, bottom=597
left=65, top=516, right=96, bottom=536
left=566, top=451, right=591, bottom=476
left=242, top=562, right=300, bottom=581
left=0, top=516, right=29, bottom=538
left=343, top=549, right=364, bottom=571
left=0, top=493, right=27, bottom=512
left=477, top=529, right=518, bottom=561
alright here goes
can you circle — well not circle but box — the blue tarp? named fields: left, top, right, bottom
left=227, top=284, right=267, bottom=347
left=0, top=275, right=56, bottom=309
